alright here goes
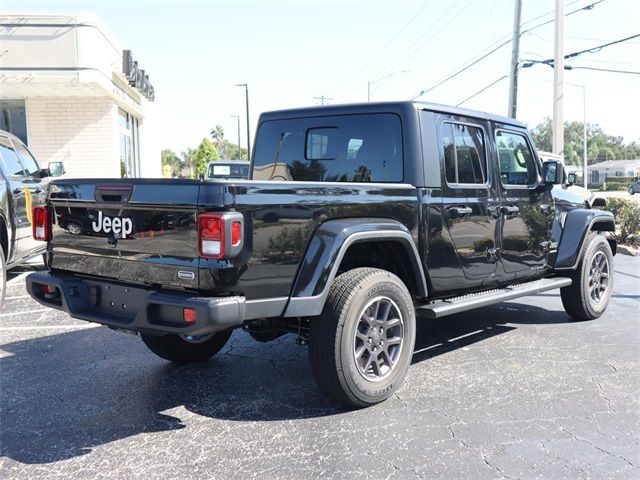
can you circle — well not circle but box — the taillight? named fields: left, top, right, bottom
left=32, top=206, right=50, bottom=241
left=198, top=212, right=244, bottom=259
left=231, top=221, right=241, bottom=246
left=198, top=213, right=224, bottom=258
left=183, top=307, right=197, bottom=324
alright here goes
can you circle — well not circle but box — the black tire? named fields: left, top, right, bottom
left=560, top=233, right=614, bottom=321
left=0, top=248, right=6, bottom=310
left=309, top=268, right=416, bottom=407
left=141, top=330, right=232, bottom=363
left=629, top=188, right=634, bottom=195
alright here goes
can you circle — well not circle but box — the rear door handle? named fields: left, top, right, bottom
left=501, top=205, right=519, bottom=215
left=449, top=206, right=473, bottom=217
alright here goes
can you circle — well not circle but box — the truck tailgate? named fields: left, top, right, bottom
left=48, top=179, right=219, bottom=290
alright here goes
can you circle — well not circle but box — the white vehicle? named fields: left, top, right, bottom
left=206, top=160, right=250, bottom=180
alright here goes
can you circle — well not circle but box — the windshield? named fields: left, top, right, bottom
left=207, top=162, right=250, bottom=179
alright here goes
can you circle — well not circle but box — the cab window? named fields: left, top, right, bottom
left=496, top=131, right=538, bottom=186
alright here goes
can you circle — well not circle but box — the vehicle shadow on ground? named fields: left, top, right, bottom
left=0, top=302, right=576, bottom=464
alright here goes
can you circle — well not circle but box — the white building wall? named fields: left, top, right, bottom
left=26, top=97, right=120, bottom=178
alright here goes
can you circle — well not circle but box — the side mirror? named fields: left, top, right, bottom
left=542, top=161, right=564, bottom=185
left=567, top=172, right=577, bottom=186
left=48, top=161, right=65, bottom=177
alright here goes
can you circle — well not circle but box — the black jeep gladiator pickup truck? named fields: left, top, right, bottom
left=27, top=102, right=615, bottom=407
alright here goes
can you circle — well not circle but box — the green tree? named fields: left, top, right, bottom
left=181, top=148, right=197, bottom=178
left=161, top=148, right=182, bottom=177
left=530, top=117, right=640, bottom=165
left=195, top=137, right=219, bottom=177
left=210, top=124, right=248, bottom=160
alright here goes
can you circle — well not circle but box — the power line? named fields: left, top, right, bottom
left=521, top=33, right=640, bottom=68
left=367, top=0, right=470, bottom=82
left=456, top=76, right=509, bottom=106
left=409, top=38, right=512, bottom=100
left=313, top=96, right=333, bottom=105
left=325, top=1, right=432, bottom=95
left=409, top=0, right=606, bottom=100
left=568, top=66, right=640, bottom=74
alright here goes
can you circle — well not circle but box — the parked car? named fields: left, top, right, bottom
left=27, top=102, right=615, bottom=407
left=0, top=130, right=64, bottom=308
left=628, top=180, right=640, bottom=195
left=206, top=160, right=250, bottom=180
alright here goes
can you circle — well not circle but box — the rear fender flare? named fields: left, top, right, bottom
left=554, top=209, right=615, bottom=270
left=283, top=218, right=427, bottom=317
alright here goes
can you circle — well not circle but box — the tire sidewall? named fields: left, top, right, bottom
left=0, top=248, right=6, bottom=310
left=579, top=236, right=613, bottom=317
left=337, top=273, right=415, bottom=404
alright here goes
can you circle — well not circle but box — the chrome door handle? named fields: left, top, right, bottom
left=501, top=205, right=520, bottom=215
left=449, top=206, right=473, bottom=217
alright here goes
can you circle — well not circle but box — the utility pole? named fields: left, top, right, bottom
left=552, top=0, right=565, bottom=158
left=231, top=115, right=241, bottom=160
left=508, top=0, right=522, bottom=118
left=313, top=95, right=332, bottom=105
left=236, top=83, right=250, bottom=161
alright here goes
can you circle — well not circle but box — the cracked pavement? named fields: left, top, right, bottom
left=1, top=255, right=639, bottom=479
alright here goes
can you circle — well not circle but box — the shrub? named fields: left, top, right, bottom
left=602, top=176, right=637, bottom=192
left=603, top=198, right=640, bottom=245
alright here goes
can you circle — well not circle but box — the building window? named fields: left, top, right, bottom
left=0, top=100, right=28, bottom=145
left=118, top=108, right=140, bottom=178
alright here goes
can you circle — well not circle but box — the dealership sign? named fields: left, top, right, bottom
left=122, top=50, right=155, bottom=101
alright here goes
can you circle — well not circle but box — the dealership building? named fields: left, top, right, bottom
left=0, top=13, right=161, bottom=178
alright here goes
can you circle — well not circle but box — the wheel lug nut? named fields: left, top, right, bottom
left=373, top=347, right=377, bottom=352
left=379, top=341, right=383, bottom=346
left=367, top=338, right=372, bottom=344
left=379, top=327, right=383, bottom=334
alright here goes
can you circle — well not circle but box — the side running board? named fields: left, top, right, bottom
left=416, top=277, right=572, bottom=319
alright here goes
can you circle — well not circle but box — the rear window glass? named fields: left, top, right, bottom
left=252, top=113, right=403, bottom=182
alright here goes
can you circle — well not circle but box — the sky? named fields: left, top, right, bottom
left=3, top=0, right=640, bottom=156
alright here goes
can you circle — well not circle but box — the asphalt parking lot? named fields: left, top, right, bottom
left=1, top=256, right=639, bottom=479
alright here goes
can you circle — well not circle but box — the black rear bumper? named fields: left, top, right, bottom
left=26, top=271, right=245, bottom=336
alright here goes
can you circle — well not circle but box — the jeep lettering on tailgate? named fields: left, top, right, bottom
left=91, top=211, right=133, bottom=238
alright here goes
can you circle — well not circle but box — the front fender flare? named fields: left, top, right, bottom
left=283, top=218, right=427, bottom=317
left=554, top=209, right=615, bottom=269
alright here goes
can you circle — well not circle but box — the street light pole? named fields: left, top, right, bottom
left=236, top=83, right=250, bottom=161
left=368, top=70, right=410, bottom=102
left=231, top=115, right=241, bottom=160
left=565, top=82, right=587, bottom=188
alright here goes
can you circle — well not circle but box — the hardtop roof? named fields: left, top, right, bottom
left=259, top=101, right=526, bottom=129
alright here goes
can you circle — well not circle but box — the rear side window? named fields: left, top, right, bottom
left=496, top=130, right=538, bottom=186
left=0, top=136, right=25, bottom=177
left=252, top=113, right=403, bottom=182
left=441, top=123, right=487, bottom=185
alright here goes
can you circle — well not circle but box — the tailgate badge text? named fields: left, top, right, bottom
left=92, top=211, right=133, bottom=239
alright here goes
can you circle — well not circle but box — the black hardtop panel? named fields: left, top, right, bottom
left=415, top=101, right=526, bottom=128
left=258, top=101, right=526, bottom=129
